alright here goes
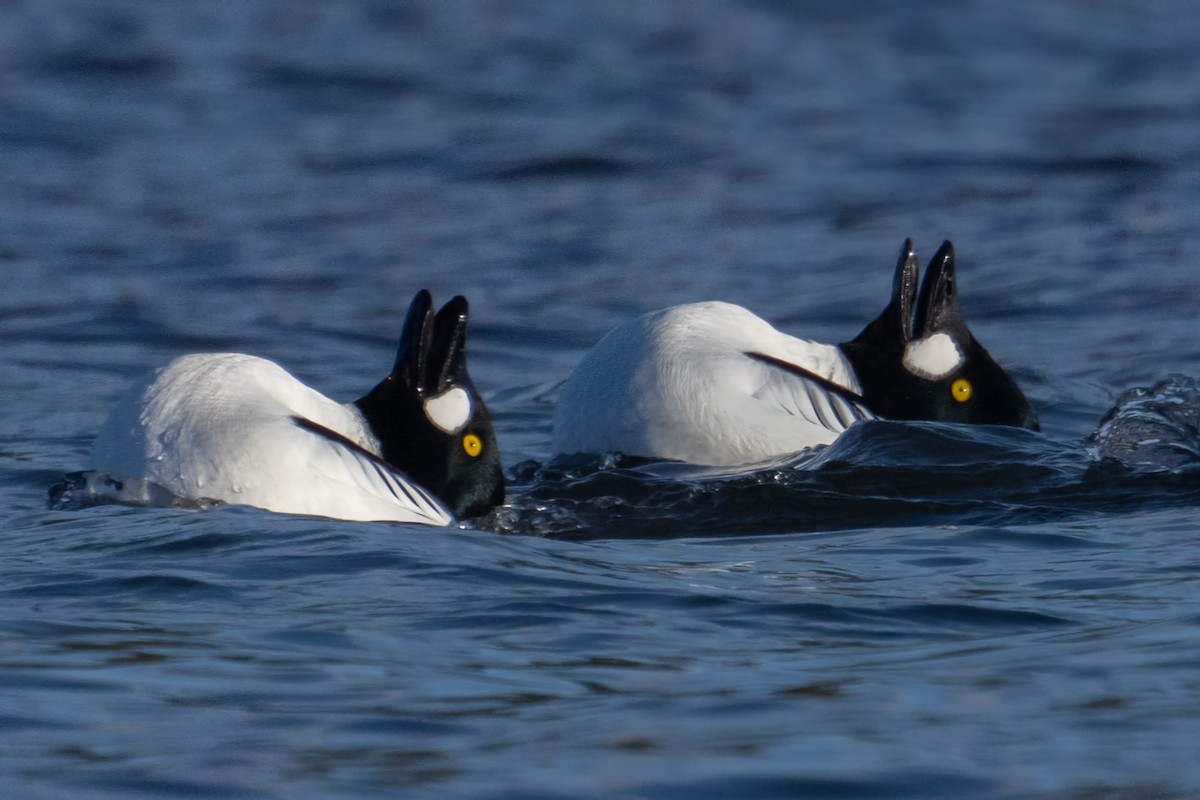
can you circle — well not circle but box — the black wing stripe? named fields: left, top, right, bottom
left=831, top=394, right=865, bottom=428
left=290, top=415, right=448, bottom=519
left=745, top=351, right=870, bottom=408
left=810, top=386, right=836, bottom=429
left=382, top=462, right=419, bottom=507
left=372, top=461, right=402, bottom=502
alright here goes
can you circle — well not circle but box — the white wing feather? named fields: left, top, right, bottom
left=92, top=353, right=454, bottom=525
left=288, top=417, right=453, bottom=525
left=553, top=302, right=873, bottom=466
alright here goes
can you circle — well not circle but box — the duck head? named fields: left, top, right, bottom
left=356, top=290, right=505, bottom=518
left=840, top=239, right=1039, bottom=430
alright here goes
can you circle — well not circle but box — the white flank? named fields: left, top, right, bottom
left=90, top=353, right=454, bottom=525
left=552, top=301, right=872, bottom=467
left=424, top=386, right=472, bottom=433
left=902, top=332, right=964, bottom=379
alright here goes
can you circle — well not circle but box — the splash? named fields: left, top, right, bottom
left=48, top=471, right=215, bottom=511
left=486, top=378, right=1200, bottom=539
left=1089, top=375, right=1200, bottom=473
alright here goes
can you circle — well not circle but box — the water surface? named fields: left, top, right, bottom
left=3, top=1, right=1200, bottom=797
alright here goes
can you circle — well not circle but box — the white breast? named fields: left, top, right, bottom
left=552, top=302, right=870, bottom=467
left=91, top=353, right=452, bottom=525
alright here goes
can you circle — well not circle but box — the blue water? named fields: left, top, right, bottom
left=4, top=1, right=1200, bottom=797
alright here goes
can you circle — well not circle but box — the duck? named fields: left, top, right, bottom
left=552, top=239, right=1039, bottom=467
left=91, top=290, right=505, bottom=524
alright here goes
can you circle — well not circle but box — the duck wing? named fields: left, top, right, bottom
left=745, top=351, right=874, bottom=434
left=290, top=416, right=454, bottom=525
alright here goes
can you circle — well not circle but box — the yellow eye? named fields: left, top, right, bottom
left=951, top=378, right=973, bottom=403
left=462, top=434, right=482, bottom=457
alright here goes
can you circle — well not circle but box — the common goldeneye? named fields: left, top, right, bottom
left=552, top=240, right=1038, bottom=466
left=92, top=291, right=504, bottom=523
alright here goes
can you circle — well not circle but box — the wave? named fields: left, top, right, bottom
left=51, top=376, right=1200, bottom=540
left=487, top=375, right=1200, bottom=539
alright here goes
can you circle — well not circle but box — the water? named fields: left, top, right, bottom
left=4, top=1, right=1200, bottom=797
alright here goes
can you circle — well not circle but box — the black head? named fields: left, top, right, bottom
left=356, top=290, right=505, bottom=518
left=840, top=239, right=1039, bottom=430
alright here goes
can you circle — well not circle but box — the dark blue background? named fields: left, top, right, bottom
left=3, top=1, right=1199, bottom=797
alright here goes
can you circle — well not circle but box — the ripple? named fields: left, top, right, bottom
left=485, top=419, right=1146, bottom=539
left=4, top=4, right=1200, bottom=798
left=483, top=154, right=632, bottom=181
left=14, top=573, right=237, bottom=601
left=622, top=770, right=997, bottom=800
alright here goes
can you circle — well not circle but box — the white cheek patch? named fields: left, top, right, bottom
left=423, top=387, right=473, bottom=433
left=903, top=332, right=964, bottom=380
